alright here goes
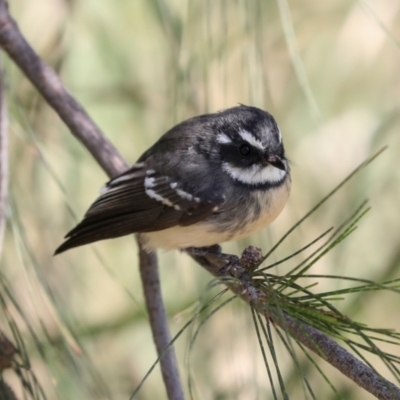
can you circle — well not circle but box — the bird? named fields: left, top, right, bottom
left=54, top=105, right=291, bottom=255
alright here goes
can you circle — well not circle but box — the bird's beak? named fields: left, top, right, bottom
left=265, top=155, right=286, bottom=171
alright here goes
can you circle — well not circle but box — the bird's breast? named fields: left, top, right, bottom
left=142, top=178, right=291, bottom=250
left=233, top=178, right=291, bottom=239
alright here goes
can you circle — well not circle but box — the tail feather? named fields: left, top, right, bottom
left=54, top=210, right=160, bottom=255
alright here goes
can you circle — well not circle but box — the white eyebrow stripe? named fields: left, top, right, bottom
left=238, top=129, right=265, bottom=151
left=278, top=128, right=282, bottom=144
left=222, top=162, right=286, bottom=185
left=216, top=133, right=233, bottom=144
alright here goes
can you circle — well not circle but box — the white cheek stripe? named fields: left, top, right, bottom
left=216, top=133, right=232, bottom=144
left=222, top=162, right=286, bottom=185
left=238, top=129, right=265, bottom=151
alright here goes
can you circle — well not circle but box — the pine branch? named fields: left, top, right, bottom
left=191, top=246, right=400, bottom=400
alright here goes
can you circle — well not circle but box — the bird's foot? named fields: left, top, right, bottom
left=185, top=245, right=263, bottom=278
left=184, top=245, right=239, bottom=270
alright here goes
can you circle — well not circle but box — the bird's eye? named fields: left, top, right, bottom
left=239, top=143, right=251, bottom=156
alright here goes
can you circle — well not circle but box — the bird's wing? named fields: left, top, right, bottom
left=55, top=163, right=223, bottom=254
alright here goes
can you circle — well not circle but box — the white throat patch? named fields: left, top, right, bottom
left=222, top=162, right=286, bottom=185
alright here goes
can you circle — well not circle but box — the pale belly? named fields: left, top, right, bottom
left=142, top=179, right=291, bottom=250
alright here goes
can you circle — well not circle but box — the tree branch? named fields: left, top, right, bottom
left=191, top=248, right=400, bottom=400
left=0, top=53, right=7, bottom=259
left=0, top=2, right=125, bottom=177
left=0, top=2, right=183, bottom=399
left=138, top=239, right=184, bottom=400
left=279, top=313, right=400, bottom=400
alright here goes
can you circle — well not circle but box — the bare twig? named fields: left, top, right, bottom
left=191, top=250, right=400, bottom=400
left=0, top=2, right=184, bottom=399
left=0, top=54, right=7, bottom=259
left=138, top=239, right=185, bottom=400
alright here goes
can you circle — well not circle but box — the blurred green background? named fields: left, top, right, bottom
left=1, top=0, right=400, bottom=399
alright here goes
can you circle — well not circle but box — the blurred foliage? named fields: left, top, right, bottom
left=0, top=0, right=400, bottom=399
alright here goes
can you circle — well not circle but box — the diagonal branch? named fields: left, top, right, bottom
left=0, top=53, right=7, bottom=259
left=0, top=1, right=125, bottom=178
left=279, top=313, right=400, bottom=400
left=191, top=247, right=400, bottom=400
left=0, top=2, right=184, bottom=399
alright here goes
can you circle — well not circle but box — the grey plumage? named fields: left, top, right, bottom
left=55, top=105, right=290, bottom=254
